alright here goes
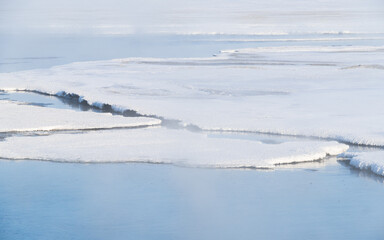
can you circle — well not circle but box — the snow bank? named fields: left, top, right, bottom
left=0, top=128, right=348, bottom=168
left=347, top=152, right=384, bottom=176
left=0, top=101, right=160, bottom=132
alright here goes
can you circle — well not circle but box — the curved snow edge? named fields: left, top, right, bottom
left=342, top=152, right=384, bottom=176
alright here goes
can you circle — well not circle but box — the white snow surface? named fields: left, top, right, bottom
left=347, top=152, right=384, bottom=176
left=0, top=127, right=348, bottom=168
left=0, top=101, right=160, bottom=132
left=0, top=46, right=383, bottom=146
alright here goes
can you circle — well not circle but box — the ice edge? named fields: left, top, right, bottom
left=4, top=88, right=383, bottom=148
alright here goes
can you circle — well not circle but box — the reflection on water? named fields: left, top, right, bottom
left=338, top=160, right=384, bottom=184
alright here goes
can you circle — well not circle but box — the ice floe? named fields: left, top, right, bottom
left=0, top=128, right=348, bottom=168
left=0, top=45, right=383, bottom=146
left=0, top=101, right=160, bottom=133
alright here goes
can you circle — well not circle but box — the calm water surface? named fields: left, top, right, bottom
left=1, top=160, right=384, bottom=240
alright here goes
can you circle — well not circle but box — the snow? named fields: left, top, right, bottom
left=347, top=152, right=384, bottom=176
left=0, top=45, right=383, bottom=146
left=0, top=127, right=348, bottom=168
left=0, top=101, right=160, bottom=132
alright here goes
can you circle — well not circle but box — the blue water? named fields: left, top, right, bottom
left=0, top=160, right=384, bottom=240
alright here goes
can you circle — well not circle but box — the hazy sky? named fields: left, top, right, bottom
left=1, top=0, right=383, bottom=34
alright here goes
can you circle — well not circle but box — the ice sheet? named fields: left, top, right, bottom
left=0, top=101, right=160, bottom=132
left=0, top=127, right=348, bottom=168
left=347, top=152, right=384, bottom=176
left=0, top=46, right=383, bottom=146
